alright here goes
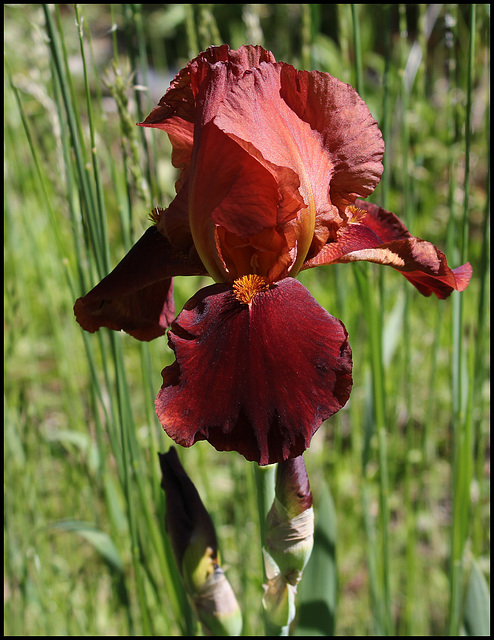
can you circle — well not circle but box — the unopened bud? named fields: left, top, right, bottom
left=265, top=455, right=314, bottom=585
left=158, top=448, right=242, bottom=636
left=262, top=560, right=297, bottom=629
left=274, top=455, right=313, bottom=518
left=193, top=565, right=243, bottom=636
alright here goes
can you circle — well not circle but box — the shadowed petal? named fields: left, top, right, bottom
left=155, top=278, right=352, bottom=465
left=74, top=226, right=207, bottom=341
left=302, top=200, right=472, bottom=299
left=154, top=183, right=194, bottom=252
left=188, top=123, right=303, bottom=281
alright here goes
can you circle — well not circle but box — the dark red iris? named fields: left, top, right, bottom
left=74, top=45, right=471, bottom=465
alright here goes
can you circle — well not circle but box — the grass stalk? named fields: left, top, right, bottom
left=399, top=6, right=417, bottom=634
left=350, top=5, right=363, bottom=94
left=74, top=5, right=110, bottom=271
left=41, top=5, right=187, bottom=633
left=352, top=6, right=392, bottom=634
left=185, top=4, right=199, bottom=58
left=354, top=264, right=392, bottom=636
left=472, top=101, right=490, bottom=556
left=448, top=5, right=476, bottom=635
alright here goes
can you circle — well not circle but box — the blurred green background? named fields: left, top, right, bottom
left=4, top=4, right=489, bottom=636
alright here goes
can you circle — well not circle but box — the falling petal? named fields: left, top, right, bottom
left=74, top=226, right=206, bottom=341
left=156, top=278, right=352, bottom=465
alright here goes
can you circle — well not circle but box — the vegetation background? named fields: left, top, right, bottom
left=4, top=4, right=490, bottom=636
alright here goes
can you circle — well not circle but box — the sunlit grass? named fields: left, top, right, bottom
left=4, top=4, right=489, bottom=636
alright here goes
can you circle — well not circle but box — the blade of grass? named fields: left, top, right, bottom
left=42, top=5, right=106, bottom=279
left=185, top=4, right=199, bottom=58
left=353, top=264, right=392, bottom=636
left=472, top=89, right=490, bottom=557
left=399, top=5, right=416, bottom=634
left=74, top=5, right=110, bottom=271
left=352, top=6, right=392, bottom=634
left=462, top=553, right=491, bottom=636
left=448, top=5, right=476, bottom=635
left=295, top=480, right=337, bottom=636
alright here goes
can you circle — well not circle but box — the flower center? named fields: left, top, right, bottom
left=347, top=205, right=368, bottom=223
left=233, top=275, right=270, bottom=305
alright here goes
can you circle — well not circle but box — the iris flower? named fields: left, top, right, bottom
left=74, top=45, right=471, bottom=466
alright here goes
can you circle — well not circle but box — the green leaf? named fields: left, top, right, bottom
left=294, top=480, right=337, bottom=636
left=463, top=556, right=490, bottom=637
left=49, top=520, right=124, bottom=574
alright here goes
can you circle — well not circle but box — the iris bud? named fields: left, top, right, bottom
left=158, top=448, right=242, bottom=636
left=264, top=455, right=314, bottom=585
left=262, top=456, right=314, bottom=632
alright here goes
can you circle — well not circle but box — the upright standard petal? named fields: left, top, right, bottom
left=214, top=61, right=384, bottom=264
left=302, top=200, right=472, bottom=299
left=155, top=278, right=352, bottom=465
left=74, top=226, right=207, bottom=341
left=139, top=45, right=385, bottom=283
left=140, top=45, right=302, bottom=284
left=187, top=122, right=303, bottom=282
left=138, top=46, right=275, bottom=190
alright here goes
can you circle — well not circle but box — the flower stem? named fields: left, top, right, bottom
left=254, top=464, right=276, bottom=547
left=254, top=464, right=290, bottom=635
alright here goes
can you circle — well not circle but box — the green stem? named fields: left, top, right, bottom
left=254, top=464, right=276, bottom=550
left=255, top=464, right=290, bottom=635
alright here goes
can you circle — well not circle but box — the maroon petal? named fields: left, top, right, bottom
left=355, top=198, right=412, bottom=242
left=74, top=226, right=207, bottom=341
left=155, top=278, right=352, bottom=465
left=302, top=200, right=472, bottom=299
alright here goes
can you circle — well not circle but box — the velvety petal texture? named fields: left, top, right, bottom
left=74, top=226, right=207, bottom=341
left=302, top=200, right=472, bottom=299
left=156, top=278, right=352, bottom=465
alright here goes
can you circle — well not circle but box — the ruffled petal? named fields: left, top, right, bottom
left=155, top=278, right=352, bottom=465
left=138, top=44, right=275, bottom=141
left=74, top=226, right=207, bottom=341
left=302, top=200, right=472, bottom=299
left=214, top=62, right=384, bottom=258
left=355, top=198, right=412, bottom=242
left=139, top=46, right=385, bottom=282
left=279, top=68, right=384, bottom=213
left=141, top=45, right=275, bottom=122
left=154, top=183, right=194, bottom=252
